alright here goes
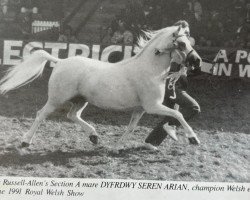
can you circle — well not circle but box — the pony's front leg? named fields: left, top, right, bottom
left=145, top=103, right=200, bottom=145
left=116, top=108, right=145, bottom=148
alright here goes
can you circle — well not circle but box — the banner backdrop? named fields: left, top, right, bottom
left=0, top=40, right=249, bottom=79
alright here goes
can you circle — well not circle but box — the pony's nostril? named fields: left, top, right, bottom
left=196, top=58, right=201, bottom=67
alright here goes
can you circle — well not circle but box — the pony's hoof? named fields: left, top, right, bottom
left=21, top=142, right=30, bottom=148
left=17, top=147, right=31, bottom=156
left=188, top=137, right=200, bottom=145
left=163, top=124, right=178, bottom=141
left=89, top=135, right=98, bottom=145
left=143, top=143, right=159, bottom=151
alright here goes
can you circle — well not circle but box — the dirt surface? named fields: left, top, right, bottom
left=0, top=67, right=249, bottom=182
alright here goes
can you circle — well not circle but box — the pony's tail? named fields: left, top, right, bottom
left=0, top=50, right=60, bottom=94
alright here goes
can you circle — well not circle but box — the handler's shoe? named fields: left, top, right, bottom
left=163, top=123, right=178, bottom=141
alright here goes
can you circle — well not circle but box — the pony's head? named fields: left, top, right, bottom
left=154, top=20, right=202, bottom=71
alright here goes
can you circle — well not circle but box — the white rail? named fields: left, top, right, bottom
left=32, top=20, right=60, bottom=33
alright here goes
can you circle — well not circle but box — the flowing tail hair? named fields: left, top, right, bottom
left=0, top=50, right=60, bottom=94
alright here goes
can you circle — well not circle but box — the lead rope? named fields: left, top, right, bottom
left=167, top=49, right=187, bottom=99
left=167, top=71, right=182, bottom=99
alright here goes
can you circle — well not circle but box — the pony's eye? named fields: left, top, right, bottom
left=178, top=42, right=186, bottom=50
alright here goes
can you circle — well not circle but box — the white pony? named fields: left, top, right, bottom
left=0, top=21, right=202, bottom=149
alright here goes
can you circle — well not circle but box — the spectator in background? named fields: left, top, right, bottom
left=125, top=0, right=145, bottom=27
left=144, top=4, right=163, bottom=30
left=215, top=21, right=226, bottom=46
left=0, top=0, right=8, bottom=18
left=209, top=9, right=220, bottom=25
left=235, top=36, right=245, bottom=48
left=20, top=0, right=38, bottom=14
left=184, top=0, right=195, bottom=25
left=58, top=25, right=78, bottom=43
left=17, top=7, right=31, bottom=39
left=198, top=35, right=207, bottom=46
left=50, top=0, right=64, bottom=20
left=236, top=18, right=250, bottom=43
left=170, top=0, right=185, bottom=22
left=245, top=33, right=250, bottom=48
left=111, top=20, right=134, bottom=45
left=101, top=26, right=113, bottom=44
left=247, top=2, right=250, bottom=22
left=123, top=24, right=134, bottom=45
left=40, top=0, right=54, bottom=21
left=110, top=14, right=121, bottom=34
left=32, top=7, right=42, bottom=20
left=234, top=0, right=247, bottom=18
left=223, top=9, right=236, bottom=32
left=111, top=21, right=124, bottom=44
left=193, top=0, right=202, bottom=22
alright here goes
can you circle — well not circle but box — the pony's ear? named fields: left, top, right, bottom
left=173, top=25, right=181, bottom=37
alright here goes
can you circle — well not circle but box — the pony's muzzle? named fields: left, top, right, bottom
left=186, top=51, right=202, bottom=69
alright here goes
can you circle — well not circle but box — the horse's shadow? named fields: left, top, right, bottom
left=0, top=149, right=107, bottom=167
left=0, top=146, right=157, bottom=167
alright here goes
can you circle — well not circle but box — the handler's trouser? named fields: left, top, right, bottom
left=145, top=88, right=200, bottom=146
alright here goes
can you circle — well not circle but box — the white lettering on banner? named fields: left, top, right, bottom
left=22, top=42, right=43, bottom=59
left=101, top=45, right=122, bottom=61
left=92, top=45, right=101, bottom=60
left=2, top=40, right=250, bottom=79
left=215, top=49, right=228, bottom=63
left=212, top=63, right=232, bottom=76
left=218, top=63, right=232, bottom=76
left=235, top=50, right=248, bottom=63
left=3, top=40, right=23, bottom=65
left=239, top=64, right=250, bottom=77
left=68, top=43, right=90, bottom=58
left=44, top=42, right=67, bottom=67
left=212, top=63, right=219, bottom=75
left=124, top=46, right=133, bottom=59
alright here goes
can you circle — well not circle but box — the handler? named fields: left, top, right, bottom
left=144, top=62, right=201, bottom=146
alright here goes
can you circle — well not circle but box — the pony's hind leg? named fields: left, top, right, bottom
left=67, top=99, right=99, bottom=145
left=21, top=101, right=56, bottom=148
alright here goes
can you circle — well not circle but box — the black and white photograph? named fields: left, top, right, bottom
left=0, top=1, right=249, bottom=198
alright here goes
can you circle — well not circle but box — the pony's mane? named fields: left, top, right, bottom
left=134, top=27, right=173, bottom=55
left=134, top=20, right=190, bottom=55
left=134, top=30, right=162, bottom=53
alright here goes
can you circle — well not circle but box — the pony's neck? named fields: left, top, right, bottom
left=134, top=30, right=173, bottom=75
